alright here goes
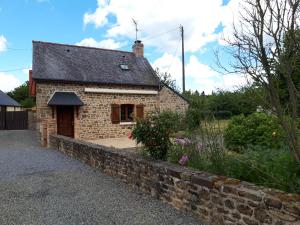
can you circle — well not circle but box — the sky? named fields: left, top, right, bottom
left=0, top=0, right=248, bottom=93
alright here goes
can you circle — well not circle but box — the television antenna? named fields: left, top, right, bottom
left=132, top=18, right=139, bottom=41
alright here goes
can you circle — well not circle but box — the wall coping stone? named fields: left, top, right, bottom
left=49, top=134, right=300, bottom=225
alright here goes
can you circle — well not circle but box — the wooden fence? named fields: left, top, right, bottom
left=0, top=111, right=28, bottom=130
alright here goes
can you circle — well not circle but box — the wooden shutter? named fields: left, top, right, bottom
left=111, top=104, right=120, bottom=124
left=29, top=70, right=36, bottom=97
left=136, top=105, right=144, bottom=119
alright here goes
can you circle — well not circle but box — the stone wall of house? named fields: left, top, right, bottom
left=27, top=111, right=37, bottom=130
left=159, top=86, right=189, bottom=114
left=50, top=134, right=300, bottom=225
left=36, top=82, right=159, bottom=146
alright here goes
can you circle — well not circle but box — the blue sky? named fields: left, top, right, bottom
left=0, top=0, right=246, bottom=92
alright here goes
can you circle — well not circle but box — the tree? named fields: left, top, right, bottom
left=277, top=30, right=300, bottom=114
left=217, top=0, right=300, bottom=161
left=155, top=68, right=180, bottom=92
left=7, top=81, right=35, bottom=108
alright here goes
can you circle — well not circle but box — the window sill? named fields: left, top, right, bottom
left=120, top=122, right=136, bottom=126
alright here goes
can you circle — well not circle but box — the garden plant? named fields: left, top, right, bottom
left=133, top=111, right=300, bottom=194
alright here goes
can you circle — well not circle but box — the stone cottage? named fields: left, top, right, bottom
left=31, top=40, right=189, bottom=146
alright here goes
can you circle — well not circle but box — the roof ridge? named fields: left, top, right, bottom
left=32, top=40, right=135, bottom=55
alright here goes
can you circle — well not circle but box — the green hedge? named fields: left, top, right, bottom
left=224, top=113, right=285, bottom=151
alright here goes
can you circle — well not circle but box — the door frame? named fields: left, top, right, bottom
left=56, top=106, right=74, bottom=138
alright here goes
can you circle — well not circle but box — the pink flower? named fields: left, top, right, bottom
left=178, top=155, right=189, bottom=166
left=175, top=138, right=192, bottom=146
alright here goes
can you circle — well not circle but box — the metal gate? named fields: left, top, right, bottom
left=0, top=111, right=28, bottom=130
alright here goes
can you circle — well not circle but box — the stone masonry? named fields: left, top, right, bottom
left=159, top=85, right=189, bottom=113
left=36, top=82, right=188, bottom=146
left=50, top=135, right=300, bottom=225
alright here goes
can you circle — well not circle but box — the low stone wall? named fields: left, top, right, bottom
left=49, top=135, right=300, bottom=225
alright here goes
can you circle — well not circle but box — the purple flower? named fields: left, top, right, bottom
left=175, top=138, right=192, bottom=146
left=178, top=155, right=189, bottom=166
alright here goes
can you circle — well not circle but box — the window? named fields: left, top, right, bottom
left=120, top=64, right=129, bottom=70
left=121, top=104, right=134, bottom=122
left=111, top=104, right=144, bottom=124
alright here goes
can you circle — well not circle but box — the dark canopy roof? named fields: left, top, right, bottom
left=32, top=41, right=159, bottom=87
left=48, top=92, right=84, bottom=106
left=0, top=90, right=21, bottom=107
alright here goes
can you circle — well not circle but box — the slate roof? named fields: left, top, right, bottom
left=0, top=90, right=21, bottom=107
left=32, top=41, right=160, bottom=87
left=48, top=92, right=84, bottom=106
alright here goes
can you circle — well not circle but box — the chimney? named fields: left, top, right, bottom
left=132, top=40, right=144, bottom=57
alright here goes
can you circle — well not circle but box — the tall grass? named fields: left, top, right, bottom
left=168, top=118, right=300, bottom=194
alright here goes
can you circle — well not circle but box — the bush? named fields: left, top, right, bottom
left=132, top=110, right=183, bottom=160
left=185, top=107, right=202, bottom=130
left=224, top=113, right=285, bottom=152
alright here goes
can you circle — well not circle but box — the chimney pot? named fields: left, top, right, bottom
left=132, top=40, right=144, bottom=57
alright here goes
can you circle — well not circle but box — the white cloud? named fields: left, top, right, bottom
left=152, top=53, right=182, bottom=81
left=22, top=68, right=32, bottom=75
left=0, top=73, right=22, bottom=92
left=222, top=73, right=249, bottom=90
left=84, top=0, right=110, bottom=28
left=76, top=38, right=126, bottom=50
left=0, top=35, right=7, bottom=53
left=83, top=0, right=228, bottom=53
left=83, top=0, right=250, bottom=93
left=153, top=54, right=248, bottom=94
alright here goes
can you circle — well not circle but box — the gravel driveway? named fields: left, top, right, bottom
left=0, top=130, right=204, bottom=225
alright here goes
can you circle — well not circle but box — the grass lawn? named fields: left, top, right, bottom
left=199, top=119, right=229, bottom=134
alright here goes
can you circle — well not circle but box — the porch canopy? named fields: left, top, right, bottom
left=48, top=92, right=84, bottom=106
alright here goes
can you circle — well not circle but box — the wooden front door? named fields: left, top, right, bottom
left=57, top=106, right=74, bottom=138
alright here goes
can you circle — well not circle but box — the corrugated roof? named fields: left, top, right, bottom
left=0, top=90, right=21, bottom=107
left=32, top=41, right=160, bottom=87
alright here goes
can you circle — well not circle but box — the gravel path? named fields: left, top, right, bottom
left=0, top=130, right=204, bottom=225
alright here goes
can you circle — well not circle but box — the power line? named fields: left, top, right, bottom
left=142, top=27, right=179, bottom=42
left=0, top=67, right=31, bottom=73
left=165, top=38, right=181, bottom=75
left=120, top=26, right=179, bottom=50
left=6, top=48, right=32, bottom=51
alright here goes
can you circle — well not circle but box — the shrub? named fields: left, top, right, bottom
left=185, top=107, right=202, bottom=130
left=224, top=112, right=285, bottom=152
left=132, top=110, right=183, bottom=160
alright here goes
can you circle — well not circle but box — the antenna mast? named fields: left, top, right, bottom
left=132, top=19, right=139, bottom=41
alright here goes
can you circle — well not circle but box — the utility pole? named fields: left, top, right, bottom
left=180, top=25, right=185, bottom=93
